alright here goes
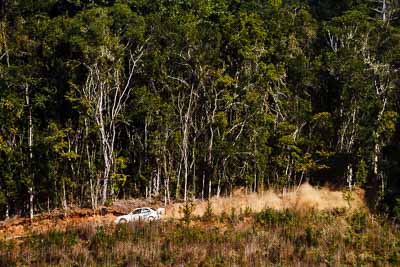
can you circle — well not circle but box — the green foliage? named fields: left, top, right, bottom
left=393, top=198, right=400, bottom=222
left=89, top=226, right=115, bottom=251
left=295, top=226, right=321, bottom=248
left=255, top=209, right=299, bottom=226
left=2, top=211, right=400, bottom=266
left=29, top=229, right=78, bottom=253
left=348, top=212, right=369, bottom=234
left=181, top=200, right=195, bottom=225
left=343, top=189, right=354, bottom=209
left=0, top=239, right=16, bottom=267
left=0, top=0, right=399, bottom=219
left=202, top=200, right=214, bottom=222
left=356, top=160, right=368, bottom=186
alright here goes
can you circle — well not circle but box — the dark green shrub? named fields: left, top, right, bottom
left=229, top=208, right=237, bottom=224
left=255, top=208, right=299, bottom=226
left=160, top=238, right=173, bottom=264
left=30, top=229, right=78, bottom=249
left=199, top=255, right=226, bottom=267
left=114, top=223, right=130, bottom=241
left=178, top=227, right=205, bottom=243
left=304, top=226, right=320, bottom=247
left=0, top=240, right=16, bottom=267
left=202, top=200, right=214, bottom=222
left=181, top=200, right=194, bottom=225
left=104, top=199, right=113, bottom=207
left=393, top=198, right=400, bottom=222
left=294, top=226, right=321, bottom=256
left=389, top=249, right=400, bottom=265
left=243, top=206, right=252, bottom=217
left=219, top=211, right=227, bottom=223
left=349, top=212, right=368, bottom=234
left=89, top=226, right=115, bottom=252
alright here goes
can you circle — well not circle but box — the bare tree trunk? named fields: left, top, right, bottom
left=182, top=87, right=195, bottom=202
left=164, top=180, right=167, bottom=207
left=0, top=22, right=10, bottom=68
left=373, top=143, right=380, bottom=177
left=253, top=143, right=257, bottom=193
left=217, top=176, right=221, bottom=198
left=208, top=179, right=212, bottom=199
left=373, top=97, right=387, bottom=196
left=169, top=61, right=198, bottom=202
left=201, top=172, right=205, bottom=201
left=156, top=163, right=161, bottom=196
left=183, top=144, right=189, bottom=201
left=95, top=179, right=100, bottom=209
left=347, top=164, right=353, bottom=191
left=191, top=143, right=196, bottom=198
left=25, top=84, right=34, bottom=220
left=176, top=159, right=182, bottom=199
left=90, top=179, right=95, bottom=209
left=149, top=179, right=152, bottom=200
left=163, top=146, right=170, bottom=204
left=260, top=171, right=264, bottom=193
left=83, top=43, right=146, bottom=205
left=62, top=180, right=67, bottom=209
left=383, top=0, right=387, bottom=22
left=371, top=0, right=393, bottom=23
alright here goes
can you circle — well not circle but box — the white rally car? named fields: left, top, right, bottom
left=114, top=207, right=164, bottom=224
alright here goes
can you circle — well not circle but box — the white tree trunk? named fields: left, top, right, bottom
left=347, top=164, right=353, bottom=191
left=62, top=180, right=67, bottom=210
left=217, top=176, right=221, bottom=198
left=208, top=179, right=212, bottom=199
left=83, top=42, right=146, bottom=205
left=25, top=84, right=34, bottom=220
left=201, top=172, right=205, bottom=201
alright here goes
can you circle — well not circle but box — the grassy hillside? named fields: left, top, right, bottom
left=1, top=207, right=399, bottom=266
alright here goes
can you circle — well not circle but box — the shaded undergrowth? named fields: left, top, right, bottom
left=0, top=208, right=399, bottom=266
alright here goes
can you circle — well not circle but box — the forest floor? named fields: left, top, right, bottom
left=0, top=183, right=366, bottom=241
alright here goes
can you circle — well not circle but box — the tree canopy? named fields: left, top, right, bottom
left=0, top=0, right=399, bottom=218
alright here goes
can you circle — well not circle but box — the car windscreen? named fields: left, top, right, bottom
left=132, top=209, right=141, bottom=214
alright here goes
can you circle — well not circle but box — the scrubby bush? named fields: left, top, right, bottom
left=202, top=200, right=214, bottom=222
left=349, top=212, right=368, bottom=234
left=393, top=198, right=400, bottom=222
left=255, top=208, right=299, bottom=226
left=0, top=240, right=16, bottom=267
left=1, top=210, right=400, bottom=266
left=89, top=226, right=115, bottom=252
left=181, top=200, right=194, bottom=225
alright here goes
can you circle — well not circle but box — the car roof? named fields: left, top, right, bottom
left=133, top=207, right=153, bottom=210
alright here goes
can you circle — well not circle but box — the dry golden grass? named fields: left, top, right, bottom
left=167, top=183, right=365, bottom=219
left=1, top=206, right=398, bottom=267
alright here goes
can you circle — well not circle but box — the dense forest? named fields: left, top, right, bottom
left=0, top=0, right=399, bottom=219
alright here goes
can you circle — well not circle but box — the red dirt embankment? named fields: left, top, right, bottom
left=0, top=183, right=365, bottom=240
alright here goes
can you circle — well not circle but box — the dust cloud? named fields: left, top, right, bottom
left=166, top=183, right=365, bottom=218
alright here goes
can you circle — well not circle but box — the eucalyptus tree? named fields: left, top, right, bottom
left=370, top=0, right=400, bottom=23
left=323, top=9, right=399, bottom=196
left=66, top=5, right=147, bottom=205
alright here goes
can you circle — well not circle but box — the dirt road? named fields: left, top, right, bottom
left=0, top=183, right=365, bottom=240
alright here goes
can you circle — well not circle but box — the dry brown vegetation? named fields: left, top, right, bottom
left=167, top=183, right=365, bottom=218
left=1, top=184, right=398, bottom=266
left=0, top=183, right=363, bottom=239
left=0, top=207, right=399, bottom=266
